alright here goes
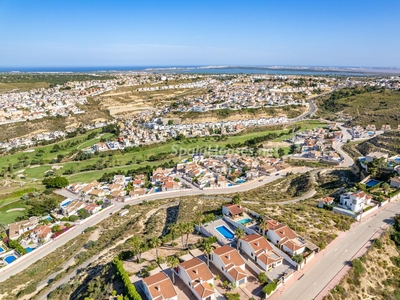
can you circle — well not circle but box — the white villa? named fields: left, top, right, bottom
left=176, top=257, right=215, bottom=300
left=141, top=272, right=178, bottom=300
left=239, top=234, right=283, bottom=270
left=265, top=219, right=307, bottom=256
left=211, top=245, right=247, bottom=286
left=339, top=191, right=372, bottom=213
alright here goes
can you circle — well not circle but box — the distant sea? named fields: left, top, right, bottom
left=0, top=66, right=399, bottom=77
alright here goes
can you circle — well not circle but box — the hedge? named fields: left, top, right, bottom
left=113, top=257, right=142, bottom=300
left=262, top=279, right=278, bottom=296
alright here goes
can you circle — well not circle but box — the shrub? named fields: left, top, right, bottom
left=226, top=292, right=241, bottom=300
left=373, top=238, right=383, bottom=249
left=262, top=279, right=278, bottom=295
left=258, top=272, right=268, bottom=284
left=390, top=256, right=400, bottom=268
left=292, top=254, right=304, bottom=264
left=351, top=258, right=365, bottom=278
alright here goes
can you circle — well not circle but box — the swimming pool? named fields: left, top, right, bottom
left=216, top=225, right=235, bottom=239
left=4, top=255, right=16, bottom=264
left=25, top=247, right=35, bottom=253
left=237, top=218, right=252, bottom=225
left=45, top=216, right=52, bottom=221
left=0, top=247, right=4, bottom=253
left=236, top=179, right=245, bottom=184
left=365, top=179, right=381, bottom=188
left=61, top=200, right=72, bottom=207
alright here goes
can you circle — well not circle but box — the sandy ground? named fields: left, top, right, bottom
left=6, top=207, right=26, bottom=212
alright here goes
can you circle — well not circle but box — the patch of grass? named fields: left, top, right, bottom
left=0, top=201, right=30, bottom=224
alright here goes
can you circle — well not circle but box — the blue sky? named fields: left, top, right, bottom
left=0, top=0, right=399, bottom=67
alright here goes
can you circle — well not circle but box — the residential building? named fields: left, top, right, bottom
left=222, top=204, right=244, bottom=218
left=211, top=245, right=247, bottom=286
left=176, top=257, right=215, bottom=300
left=239, top=234, right=283, bottom=270
left=141, top=272, right=178, bottom=300
left=7, top=217, right=39, bottom=240
left=339, top=191, right=372, bottom=213
left=265, top=220, right=307, bottom=256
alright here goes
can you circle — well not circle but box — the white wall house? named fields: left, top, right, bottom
left=222, top=204, right=244, bottom=218
left=211, top=245, right=247, bottom=286
left=339, top=191, right=372, bottom=213
left=141, top=272, right=178, bottom=300
left=177, top=257, right=215, bottom=300
left=265, top=219, right=307, bottom=256
left=239, top=234, right=283, bottom=270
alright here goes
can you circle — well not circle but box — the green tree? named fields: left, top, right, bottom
left=167, top=256, right=180, bottom=284
left=130, top=236, right=146, bottom=263
left=150, top=236, right=162, bottom=259
left=42, top=176, right=69, bottom=188
left=259, top=219, right=268, bottom=236
left=292, top=253, right=304, bottom=264
left=234, top=228, right=245, bottom=250
left=278, top=147, right=285, bottom=158
left=183, top=222, right=194, bottom=248
left=195, top=211, right=205, bottom=235
left=231, top=194, right=241, bottom=205
left=203, top=243, right=213, bottom=267
left=258, top=272, right=268, bottom=284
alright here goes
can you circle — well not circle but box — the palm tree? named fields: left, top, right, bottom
left=183, top=223, right=194, bottom=248
left=177, top=223, right=186, bottom=249
left=195, top=211, right=204, bottom=235
left=259, top=219, right=268, bottom=236
left=167, top=256, right=180, bottom=284
left=203, top=244, right=213, bottom=267
left=130, top=236, right=145, bottom=263
left=234, top=228, right=245, bottom=250
left=168, top=223, right=178, bottom=244
left=150, top=236, right=162, bottom=259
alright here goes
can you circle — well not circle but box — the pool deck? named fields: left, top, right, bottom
left=202, top=219, right=236, bottom=245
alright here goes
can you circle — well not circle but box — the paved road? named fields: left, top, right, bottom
left=0, top=202, right=124, bottom=282
left=276, top=200, right=399, bottom=300
left=0, top=167, right=311, bottom=283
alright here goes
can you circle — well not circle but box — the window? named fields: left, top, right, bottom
left=238, top=279, right=246, bottom=285
left=221, top=266, right=224, bottom=271
left=251, top=253, right=253, bottom=257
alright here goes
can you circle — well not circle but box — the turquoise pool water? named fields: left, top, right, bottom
left=237, top=218, right=252, bottom=225
left=4, top=255, right=16, bottom=264
left=236, top=179, right=245, bottom=184
left=216, top=225, right=234, bottom=239
left=0, top=247, right=4, bottom=253
left=25, top=247, right=35, bottom=253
